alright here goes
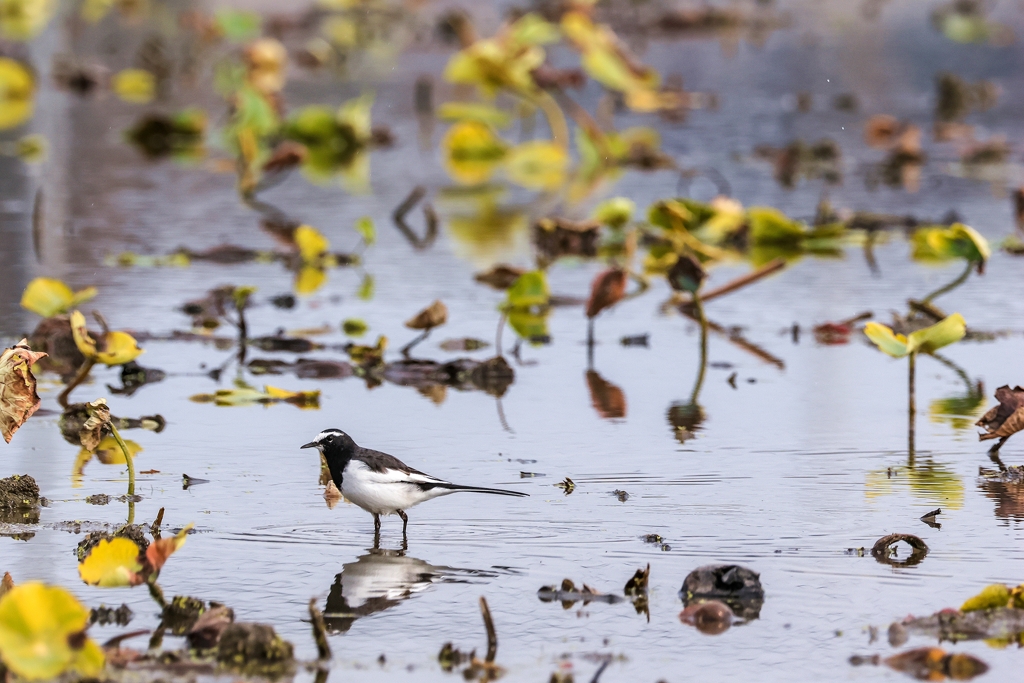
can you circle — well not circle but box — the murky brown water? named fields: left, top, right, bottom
left=3, top=1, right=1024, bottom=681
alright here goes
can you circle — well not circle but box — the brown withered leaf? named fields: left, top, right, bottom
left=0, top=571, right=13, bottom=598
left=405, top=300, right=448, bottom=330
left=977, top=386, right=1024, bottom=442
left=585, top=370, right=626, bottom=419
left=79, top=399, right=112, bottom=452
left=324, top=481, right=343, bottom=509
left=586, top=269, right=627, bottom=319
left=0, top=340, right=48, bottom=443
left=667, top=255, right=706, bottom=294
left=187, top=605, right=235, bottom=651
left=864, top=114, right=901, bottom=149
left=884, top=647, right=988, bottom=681
left=624, top=564, right=649, bottom=596
left=474, top=265, right=524, bottom=290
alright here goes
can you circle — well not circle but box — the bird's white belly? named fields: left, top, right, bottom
left=341, top=478, right=415, bottom=514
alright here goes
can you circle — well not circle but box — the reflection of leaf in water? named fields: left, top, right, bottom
left=505, top=141, right=568, bottom=191
left=667, top=401, right=705, bottom=443
left=930, top=385, right=986, bottom=431
left=443, top=191, right=530, bottom=268
left=441, top=121, right=508, bottom=186
left=357, top=273, right=374, bottom=301
left=866, top=461, right=964, bottom=510
left=73, top=437, right=143, bottom=478
left=586, top=371, right=626, bottom=419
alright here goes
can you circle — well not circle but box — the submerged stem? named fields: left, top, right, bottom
left=921, top=260, right=973, bottom=305
left=689, top=293, right=708, bottom=404
left=58, top=358, right=96, bottom=408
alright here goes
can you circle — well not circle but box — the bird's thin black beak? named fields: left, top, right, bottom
left=300, top=442, right=317, bottom=450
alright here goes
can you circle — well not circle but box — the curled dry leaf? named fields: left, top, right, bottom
left=475, top=264, right=524, bottom=290
left=405, top=300, right=448, bottom=330
left=976, top=385, right=1024, bottom=442
left=585, top=268, right=627, bottom=319
left=0, top=340, right=48, bottom=443
left=324, top=481, right=343, bottom=509
left=79, top=399, right=111, bottom=452
left=146, top=524, right=193, bottom=572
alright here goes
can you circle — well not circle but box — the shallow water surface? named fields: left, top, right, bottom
left=3, top=1, right=1024, bottom=681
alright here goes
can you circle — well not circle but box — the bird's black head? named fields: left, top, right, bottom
left=301, top=428, right=357, bottom=455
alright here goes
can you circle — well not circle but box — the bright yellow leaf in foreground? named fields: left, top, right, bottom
left=78, top=538, right=143, bottom=587
left=0, top=583, right=105, bottom=680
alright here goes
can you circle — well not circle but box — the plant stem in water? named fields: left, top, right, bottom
left=690, top=293, right=708, bottom=404
left=921, top=260, right=972, bottom=305
left=908, top=352, right=916, bottom=465
left=58, top=358, right=95, bottom=408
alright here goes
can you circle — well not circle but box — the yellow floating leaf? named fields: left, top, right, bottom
left=0, top=57, right=34, bottom=130
left=69, top=310, right=143, bottom=366
left=905, top=313, right=967, bottom=356
left=112, top=69, right=155, bottom=104
left=0, top=0, right=57, bottom=41
left=20, top=278, right=96, bottom=317
left=592, top=197, right=635, bottom=229
left=962, top=584, right=1010, bottom=613
left=442, top=120, right=508, bottom=185
left=294, top=224, right=330, bottom=262
left=0, top=583, right=104, bottom=680
left=265, top=385, right=320, bottom=408
left=505, top=141, right=568, bottom=191
left=78, top=538, right=143, bottom=587
left=863, top=322, right=909, bottom=358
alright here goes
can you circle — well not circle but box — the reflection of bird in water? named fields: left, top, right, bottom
left=323, top=549, right=489, bottom=633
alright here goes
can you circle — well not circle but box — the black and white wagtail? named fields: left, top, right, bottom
left=301, top=429, right=528, bottom=535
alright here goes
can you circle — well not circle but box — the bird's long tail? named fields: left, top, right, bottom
left=436, top=484, right=528, bottom=497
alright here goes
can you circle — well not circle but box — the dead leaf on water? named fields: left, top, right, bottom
left=976, top=385, right=1024, bottom=445
left=585, top=269, right=626, bottom=319
left=405, top=300, right=448, bottom=330
left=323, top=481, right=342, bottom=509
left=0, top=339, right=48, bottom=443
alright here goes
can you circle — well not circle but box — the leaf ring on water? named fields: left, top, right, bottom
left=871, top=533, right=929, bottom=568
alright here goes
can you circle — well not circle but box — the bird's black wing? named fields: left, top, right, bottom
left=353, top=447, right=433, bottom=477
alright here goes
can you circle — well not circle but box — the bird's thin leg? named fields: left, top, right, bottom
left=373, top=514, right=381, bottom=535
left=398, top=510, right=408, bottom=537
